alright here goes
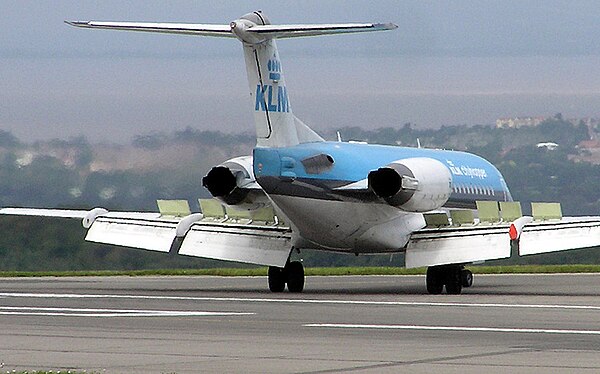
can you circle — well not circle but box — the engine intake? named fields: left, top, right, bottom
left=369, top=163, right=417, bottom=205
left=201, top=155, right=269, bottom=210
left=203, top=166, right=237, bottom=198
left=368, top=157, right=452, bottom=212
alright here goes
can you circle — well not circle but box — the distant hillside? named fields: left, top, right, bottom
left=0, top=128, right=254, bottom=211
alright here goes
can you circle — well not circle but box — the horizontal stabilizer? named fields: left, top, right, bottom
left=65, top=21, right=235, bottom=38
left=247, top=22, right=397, bottom=39
left=65, top=20, right=397, bottom=40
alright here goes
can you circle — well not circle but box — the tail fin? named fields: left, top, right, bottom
left=67, top=11, right=397, bottom=147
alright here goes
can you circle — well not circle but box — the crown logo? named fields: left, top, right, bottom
left=267, top=55, right=281, bottom=81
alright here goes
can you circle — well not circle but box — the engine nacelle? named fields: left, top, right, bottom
left=368, top=157, right=452, bottom=212
left=202, top=155, right=269, bottom=211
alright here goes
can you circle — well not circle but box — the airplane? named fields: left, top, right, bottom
left=2, top=11, right=600, bottom=294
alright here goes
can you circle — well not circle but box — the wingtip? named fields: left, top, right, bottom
left=65, top=20, right=90, bottom=28
left=380, top=22, right=399, bottom=30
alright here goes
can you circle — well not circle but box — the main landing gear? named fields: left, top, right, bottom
left=268, top=260, right=305, bottom=293
left=426, top=265, right=473, bottom=295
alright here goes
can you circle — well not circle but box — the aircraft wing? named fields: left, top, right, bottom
left=0, top=201, right=292, bottom=267
left=406, top=205, right=600, bottom=268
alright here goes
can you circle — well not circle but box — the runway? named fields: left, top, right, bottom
left=2, top=274, right=600, bottom=373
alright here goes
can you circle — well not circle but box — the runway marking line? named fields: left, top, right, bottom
left=0, top=306, right=254, bottom=318
left=305, top=323, right=600, bottom=336
left=2, top=292, right=600, bottom=312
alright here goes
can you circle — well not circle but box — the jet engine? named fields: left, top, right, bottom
left=202, top=155, right=269, bottom=210
left=368, top=157, right=452, bottom=212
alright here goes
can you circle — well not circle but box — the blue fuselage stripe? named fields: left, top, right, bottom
left=253, top=142, right=512, bottom=204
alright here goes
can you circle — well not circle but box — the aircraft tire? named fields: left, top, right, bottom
left=268, top=266, right=286, bottom=292
left=426, top=266, right=444, bottom=294
left=286, top=261, right=305, bottom=293
left=461, top=269, right=474, bottom=288
left=445, top=266, right=463, bottom=295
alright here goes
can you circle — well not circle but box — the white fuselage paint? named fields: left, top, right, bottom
left=269, top=195, right=426, bottom=252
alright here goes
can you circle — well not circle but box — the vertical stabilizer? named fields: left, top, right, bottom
left=66, top=12, right=397, bottom=148
left=234, top=12, right=323, bottom=147
left=242, top=37, right=302, bottom=147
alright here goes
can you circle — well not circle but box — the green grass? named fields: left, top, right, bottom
left=2, top=264, right=600, bottom=278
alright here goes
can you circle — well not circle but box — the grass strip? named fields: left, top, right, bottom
left=2, top=264, right=600, bottom=278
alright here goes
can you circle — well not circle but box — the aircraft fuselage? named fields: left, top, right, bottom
left=254, top=141, right=512, bottom=252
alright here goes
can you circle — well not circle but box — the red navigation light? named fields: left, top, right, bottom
left=509, top=224, right=518, bottom=241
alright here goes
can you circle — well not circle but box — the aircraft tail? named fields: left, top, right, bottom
left=66, top=12, right=397, bottom=147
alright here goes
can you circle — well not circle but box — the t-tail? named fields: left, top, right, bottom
left=66, top=11, right=397, bottom=147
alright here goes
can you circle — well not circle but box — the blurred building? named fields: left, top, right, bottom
left=496, top=116, right=546, bottom=128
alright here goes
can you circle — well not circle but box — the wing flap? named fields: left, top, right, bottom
left=85, top=216, right=178, bottom=252
left=0, top=204, right=291, bottom=266
left=406, top=226, right=511, bottom=268
left=407, top=216, right=600, bottom=268
left=179, top=222, right=291, bottom=267
left=519, top=217, right=600, bottom=256
left=85, top=216, right=292, bottom=266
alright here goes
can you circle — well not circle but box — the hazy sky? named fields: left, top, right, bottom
left=2, top=1, right=600, bottom=141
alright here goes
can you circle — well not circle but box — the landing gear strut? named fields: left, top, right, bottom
left=426, top=265, right=473, bottom=295
left=268, top=261, right=305, bottom=293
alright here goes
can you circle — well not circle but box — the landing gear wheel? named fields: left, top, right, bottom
left=426, top=267, right=444, bottom=295
left=426, top=265, right=465, bottom=294
left=445, top=266, right=463, bottom=295
left=286, top=261, right=305, bottom=293
left=268, top=266, right=286, bottom=292
left=461, top=269, right=474, bottom=288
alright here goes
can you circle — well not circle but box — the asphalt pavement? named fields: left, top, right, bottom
left=2, top=274, right=600, bottom=373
